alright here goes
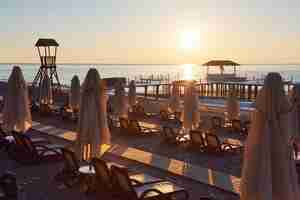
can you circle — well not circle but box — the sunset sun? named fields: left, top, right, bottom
left=180, top=31, right=201, bottom=49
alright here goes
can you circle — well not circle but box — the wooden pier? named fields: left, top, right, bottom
left=133, top=81, right=294, bottom=101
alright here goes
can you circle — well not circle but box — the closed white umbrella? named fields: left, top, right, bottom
left=39, top=73, right=52, bottom=105
left=128, top=80, right=136, bottom=108
left=113, top=81, right=129, bottom=118
left=241, top=73, right=299, bottom=200
left=69, top=75, right=81, bottom=111
left=169, top=83, right=181, bottom=112
left=183, top=82, right=200, bottom=130
left=76, top=68, right=111, bottom=161
left=289, top=84, right=300, bottom=139
left=226, top=87, right=240, bottom=121
left=2, top=66, right=32, bottom=132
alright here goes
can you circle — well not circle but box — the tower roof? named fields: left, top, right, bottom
left=35, top=38, right=59, bottom=47
left=203, top=60, right=239, bottom=66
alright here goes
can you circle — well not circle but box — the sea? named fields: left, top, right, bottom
left=0, top=63, right=300, bottom=86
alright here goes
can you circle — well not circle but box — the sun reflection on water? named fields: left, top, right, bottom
left=182, top=64, right=195, bottom=80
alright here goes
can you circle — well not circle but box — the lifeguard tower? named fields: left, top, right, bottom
left=32, top=38, right=61, bottom=89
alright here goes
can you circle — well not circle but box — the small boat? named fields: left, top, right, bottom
left=203, top=60, right=247, bottom=82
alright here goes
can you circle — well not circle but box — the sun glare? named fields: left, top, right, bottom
left=180, top=31, right=201, bottom=49
left=182, top=64, right=195, bottom=80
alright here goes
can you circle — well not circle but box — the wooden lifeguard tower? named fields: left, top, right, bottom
left=32, top=38, right=61, bottom=89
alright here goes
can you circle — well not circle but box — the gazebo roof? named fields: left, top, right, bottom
left=203, top=60, right=240, bottom=66
left=35, top=38, right=59, bottom=47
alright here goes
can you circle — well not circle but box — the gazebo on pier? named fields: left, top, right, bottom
left=203, top=60, right=246, bottom=82
left=32, top=38, right=61, bottom=89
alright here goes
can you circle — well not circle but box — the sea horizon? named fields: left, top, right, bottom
left=1, top=62, right=300, bottom=66
left=1, top=63, right=300, bottom=86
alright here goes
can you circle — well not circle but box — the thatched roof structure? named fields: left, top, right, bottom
left=203, top=60, right=240, bottom=66
left=35, top=38, right=59, bottom=47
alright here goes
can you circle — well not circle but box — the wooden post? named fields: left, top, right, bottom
left=254, top=85, right=258, bottom=100
left=241, top=84, right=245, bottom=99
left=156, top=85, right=159, bottom=100
left=144, top=85, right=148, bottom=97
left=247, top=85, right=252, bottom=100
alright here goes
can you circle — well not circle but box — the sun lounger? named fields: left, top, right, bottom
left=91, top=158, right=164, bottom=197
left=162, top=126, right=188, bottom=145
left=110, top=165, right=189, bottom=200
left=9, top=134, right=63, bottom=164
left=60, top=106, right=79, bottom=122
left=0, top=172, right=18, bottom=200
left=230, top=119, right=249, bottom=136
left=128, top=119, right=160, bottom=135
left=54, top=148, right=83, bottom=187
left=189, top=130, right=206, bottom=151
left=211, top=116, right=223, bottom=130
left=0, top=128, right=12, bottom=152
left=11, top=131, right=50, bottom=145
left=203, top=132, right=243, bottom=154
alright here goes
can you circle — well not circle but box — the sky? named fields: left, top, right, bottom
left=0, top=0, right=300, bottom=64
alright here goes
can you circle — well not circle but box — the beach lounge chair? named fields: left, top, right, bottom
left=161, top=126, right=187, bottom=145
left=60, top=105, right=79, bottom=122
left=204, top=133, right=242, bottom=154
left=231, top=119, right=249, bottom=136
left=0, top=172, right=18, bottom=200
left=91, top=158, right=163, bottom=197
left=23, top=134, right=63, bottom=162
left=55, top=148, right=83, bottom=187
left=199, top=197, right=218, bottom=200
left=206, top=132, right=241, bottom=152
left=0, top=128, right=11, bottom=152
left=211, top=116, right=223, bottom=130
left=91, top=158, right=113, bottom=196
left=160, top=110, right=182, bottom=124
left=10, top=134, right=63, bottom=164
left=128, top=119, right=160, bottom=135
left=11, top=131, right=50, bottom=145
left=111, top=165, right=189, bottom=200
left=189, top=130, right=206, bottom=151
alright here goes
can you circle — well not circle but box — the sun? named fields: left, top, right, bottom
left=180, top=31, right=201, bottom=49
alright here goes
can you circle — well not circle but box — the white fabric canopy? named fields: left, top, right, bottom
left=39, top=73, right=52, bottom=105
left=226, top=87, right=240, bottom=121
left=169, top=83, right=181, bottom=112
left=2, top=66, right=32, bottom=132
left=183, top=82, right=200, bottom=129
left=76, top=68, right=111, bottom=161
left=241, top=73, right=299, bottom=200
left=69, top=75, right=81, bottom=111
left=128, top=80, right=136, bottom=107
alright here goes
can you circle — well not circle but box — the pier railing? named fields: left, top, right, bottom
left=26, top=81, right=294, bottom=103
left=133, top=81, right=294, bottom=101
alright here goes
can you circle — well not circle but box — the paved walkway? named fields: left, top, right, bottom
left=31, top=120, right=241, bottom=194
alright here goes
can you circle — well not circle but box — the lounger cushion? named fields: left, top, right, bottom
left=134, top=181, right=184, bottom=198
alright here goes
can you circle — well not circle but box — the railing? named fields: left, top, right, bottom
left=133, top=81, right=294, bottom=101
left=26, top=80, right=294, bottom=102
